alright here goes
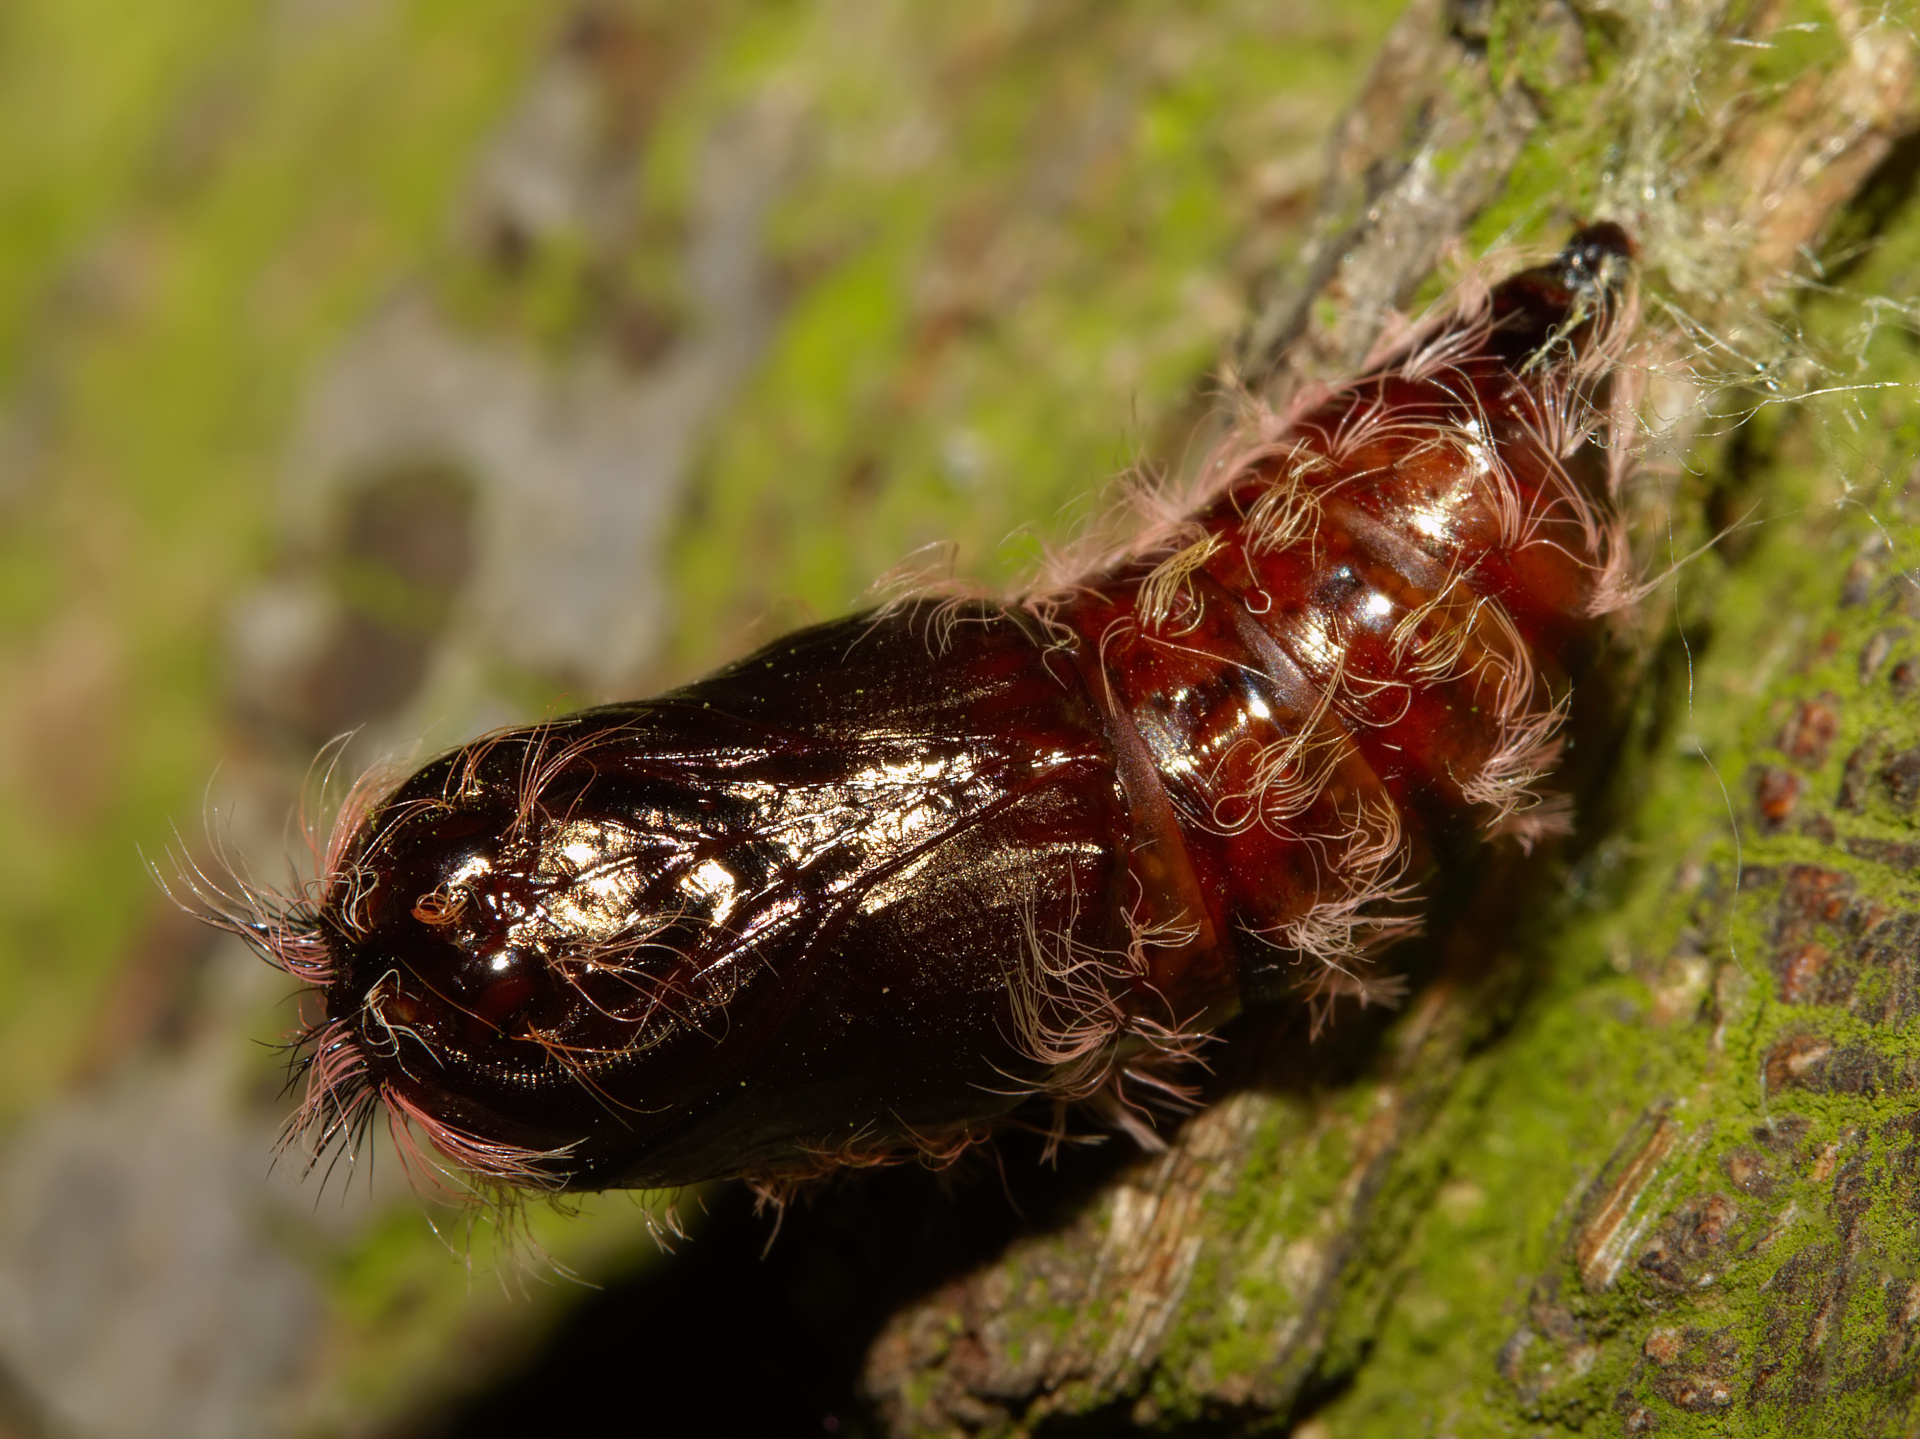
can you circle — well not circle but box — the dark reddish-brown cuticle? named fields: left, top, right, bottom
left=202, top=225, right=1639, bottom=1197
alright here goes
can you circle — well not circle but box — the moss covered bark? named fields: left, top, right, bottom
left=2, top=0, right=1916, bottom=1433
left=859, top=0, right=1920, bottom=1433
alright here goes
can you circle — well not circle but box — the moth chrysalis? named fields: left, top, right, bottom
left=195, top=224, right=1637, bottom=1196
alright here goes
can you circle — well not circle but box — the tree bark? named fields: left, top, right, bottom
left=860, top=0, right=1920, bottom=1433
left=4, top=2, right=1910, bottom=1433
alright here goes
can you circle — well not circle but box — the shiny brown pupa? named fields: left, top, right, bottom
left=199, top=224, right=1638, bottom=1196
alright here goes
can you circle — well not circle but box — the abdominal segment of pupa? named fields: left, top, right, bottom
left=208, top=224, right=1637, bottom=1194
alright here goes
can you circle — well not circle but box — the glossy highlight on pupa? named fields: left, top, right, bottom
left=196, top=225, right=1638, bottom=1197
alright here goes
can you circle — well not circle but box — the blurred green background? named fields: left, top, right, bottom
left=0, top=2, right=1402, bottom=1434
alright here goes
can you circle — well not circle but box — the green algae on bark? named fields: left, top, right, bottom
left=1321, top=171, right=1920, bottom=1437
left=858, top=0, right=1920, bottom=1431
left=8, top=0, right=1914, bottom=1430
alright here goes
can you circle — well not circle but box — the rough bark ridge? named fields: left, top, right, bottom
left=862, top=0, right=1920, bottom=1432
